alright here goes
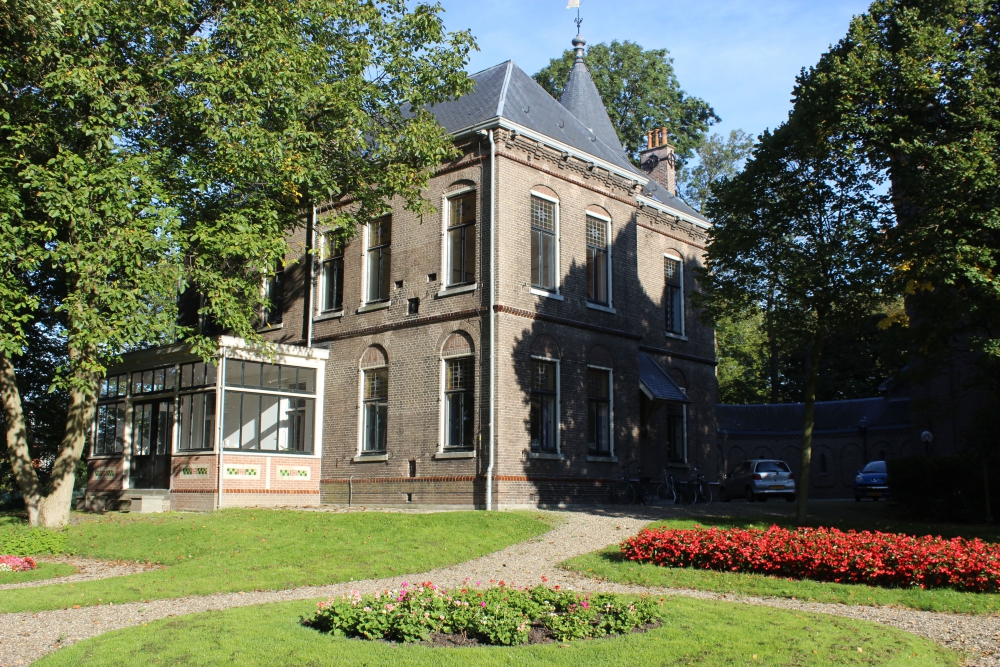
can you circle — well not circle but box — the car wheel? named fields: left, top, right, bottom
left=719, top=487, right=730, bottom=503
left=785, top=494, right=795, bottom=503
left=745, top=486, right=755, bottom=503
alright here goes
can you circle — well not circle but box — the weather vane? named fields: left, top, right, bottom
left=567, top=0, right=583, bottom=34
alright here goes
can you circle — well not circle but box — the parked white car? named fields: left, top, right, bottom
left=719, top=459, right=796, bottom=503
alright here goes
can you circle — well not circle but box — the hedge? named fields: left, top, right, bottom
left=888, top=455, right=1000, bottom=524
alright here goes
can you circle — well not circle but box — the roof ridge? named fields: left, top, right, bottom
left=496, top=61, right=514, bottom=118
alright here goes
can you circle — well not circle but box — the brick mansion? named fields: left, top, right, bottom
left=82, top=36, right=719, bottom=511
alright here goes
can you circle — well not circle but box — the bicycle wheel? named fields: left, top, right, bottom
left=612, top=481, right=636, bottom=505
left=685, top=482, right=698, bottom=505
left=701, top=484, right=713, bottom=504
left=656, top=483, right=676, bottom=504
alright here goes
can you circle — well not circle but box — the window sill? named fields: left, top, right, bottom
left=664, top=331, right=688, bottom=341
left=666, top=461, right=691, bottom=469
left=257, top=322, right=283, bottom=333
left=586, top=454, right=618, bottom=463
left=173, top=450, right=216, bottom=456
left=586, top=302, right=615, bottom=314
left=88, top=454, right=123, bottom=460
left=434, top=450, right=476, bottom=460
left=527, top=450, right=564, bottom=460
left=314, top=310, right=344, bottom=323
left=529, top=287, right=563, bottom=300
left=358, top=301, right=390, bottom=314
left=353, top=453, right=389, bottom=462
left=435, top=283, right=478, bottom=299
left=224, top=449, right=316, bottom=456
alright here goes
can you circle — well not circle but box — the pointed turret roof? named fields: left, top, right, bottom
left=559, top=35, right=625, bottom=154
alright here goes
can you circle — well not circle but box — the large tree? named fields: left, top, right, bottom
left=679, top=129, right=755, bottom=212
left=699, top=122, right=891, bottom=523
left=0, top=0, right=475, bottom=526
left=533, top=40, right=718, bottom=165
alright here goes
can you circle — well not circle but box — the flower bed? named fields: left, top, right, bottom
left=0, top=555, right=37, bottom=573
left=621, top=525, right=1000, bottom=593
left=308, top=582, right=658, bottom=645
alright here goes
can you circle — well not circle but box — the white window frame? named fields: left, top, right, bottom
left=362, top=218, right=391, bottom=307
left=528, top=354, right=561, bottom=456
left=318, top=228, right=345, bottom=316
left=529, top=190, right=562, bottom=300
left=439, top=351, right=475, bottom=452
left=441, top=187, right=478, bottom=290
left=357, top=362, right=389, bottom=458
left=586, top=364, right=614, bottom=459
left=664, top=252, right=686, bottom=339
left=585, top=211, right=613, bottom=311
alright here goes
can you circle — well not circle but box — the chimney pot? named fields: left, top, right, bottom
left=639, top=127, right=676, bottom=197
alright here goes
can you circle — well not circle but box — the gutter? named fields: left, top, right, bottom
left=481, top=128, right=497, bottom=512
left=306, top=204, right=316, bottom=348
left=215, top=352, right=227, bottom=510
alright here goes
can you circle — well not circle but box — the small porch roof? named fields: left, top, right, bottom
left=639, top=352, right=690, bottom=404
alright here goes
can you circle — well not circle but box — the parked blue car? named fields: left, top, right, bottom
left=854, top=460, right=890, bottom=501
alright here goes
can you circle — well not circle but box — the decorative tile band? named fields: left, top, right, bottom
left=224, top=466, right=260, bottom=479
left=277, top=467, right=311, bottom=480
left=181, top=467, right=210, bottom=476
left=93, top=468, right=117, bottom=479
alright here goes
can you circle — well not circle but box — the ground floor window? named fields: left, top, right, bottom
left=530, top=359, right=558, bottom=451
left=665, top=405, right=685, bottom=462
left=587, top=368, right=611, bottom=455
left=362, top=367, right=388, bottom=453
left=178, top=392, right=216, bottom=451
left=444, top=357, right=474, bottom=449
left=93, top=401, right=126, bottom=455
left=222, top=391, right=314, bottom=453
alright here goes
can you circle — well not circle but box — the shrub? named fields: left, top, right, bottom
left=310, top=583, right=657, bottom=645
left=888, top=456, right=1000, bottom=524
left=621, top=525, right=1000, bottom=593
left=0, top=526, right=67, bottom=555
left=0, top=555, right=37, bottom=572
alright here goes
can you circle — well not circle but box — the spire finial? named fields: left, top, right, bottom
left=572, top=34, right=586, bottom=62
left=567, top=0, right=584, bottom=59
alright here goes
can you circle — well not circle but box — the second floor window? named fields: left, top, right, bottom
left=586, top=216, right=609, bottom=304
left=362, top=367, right=388, bottom=452
left=587, top=368, right=611, bottom=454
left=366, top=216, right=391, bottom=303
left=263, top=265, right=284, bottom=326
left=665, top=256, right=683, bottom=335
left=448, top=192, right=476, bottom=286
left=531, top=196, right=557, bottom=291
left=444, top=357, right=474, bottom=449
left=322, top=230, right=345, bottom=312
left=530, top=359, right=558, bottom=451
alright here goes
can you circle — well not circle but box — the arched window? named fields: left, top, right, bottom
left=586, top=206, right=611, bottom=307
left=360, top=346, right=388, bottom=454
left=530, top=188, right=559, bottom=294
left=442, top=333, right=474, bottom=450
left=529, top=335, right=560, bottom=453
left=664, top=252, right=684, bottom=335
left=444, top=186, right=476, bottom=287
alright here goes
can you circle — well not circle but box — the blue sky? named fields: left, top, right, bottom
left=435, top=0, right=873, bottom=141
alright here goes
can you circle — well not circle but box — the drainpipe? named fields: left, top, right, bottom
left=215, top=352, right=227, bottom=510
left=306, top=204, right=316, bottom=348
left=482, top=128, right=496, bottom=511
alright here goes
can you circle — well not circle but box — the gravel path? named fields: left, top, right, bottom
left=0, top=558, right=158, bottom=592
left=0, top=509, right=995, bottom=666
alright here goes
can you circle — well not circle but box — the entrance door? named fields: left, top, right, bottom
left=131, top=399, right=173, bottom=489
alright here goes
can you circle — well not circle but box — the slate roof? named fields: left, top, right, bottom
left=717, top=397, right=911, bottom=435
left=639, top=353, right=691, bottom=403
left=560, top=36, right=625, bottom=154
left=421, top=46, right=710, bottom=225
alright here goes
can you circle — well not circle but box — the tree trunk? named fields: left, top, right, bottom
left=38, top=344, right=98, bottom=528
left=0, top=352, right=43, bottom=524
left=984, top=456, right=993, bottom=525
left=766, top=285, right=780, bottom=403
left=796, top=327, right=824, bottom=525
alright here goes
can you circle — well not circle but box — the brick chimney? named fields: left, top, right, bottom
left=639, top=128, right=676, bottom=197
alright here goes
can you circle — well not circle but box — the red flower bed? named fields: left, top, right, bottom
left=621, top=525, right=1000, bottom=592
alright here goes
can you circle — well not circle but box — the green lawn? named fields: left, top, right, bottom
left=0, top=561, right=76, bottom=585
left=0, top=509, right=552, bottom=614
left=32, top=595, right=958, bottom=667
left=564, top=511, right=1000, bottom=615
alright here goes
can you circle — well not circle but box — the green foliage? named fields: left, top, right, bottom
left=533, top=40, right=717, bottom=164
left=0, top=509, right=551, bottom=613
left=678, top=129, right=755, bottom=212
left=715, top=311, right=771, bottom=404
left=0, top=560, right=75, bottom=584
left=310, top=584, right=655, bottom=646
left=30, top=596, right=957, bottom=667
left=0, top=524, right=66, bottom=555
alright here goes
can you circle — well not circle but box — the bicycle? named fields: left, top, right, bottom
left=612, top=461, right=640, bottom=505
left=651, top=468, right=678, bottom=504
left=682, top=467, right=713, bottom=505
